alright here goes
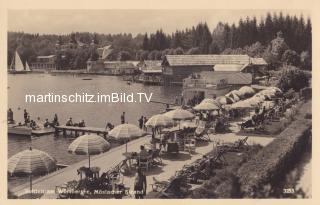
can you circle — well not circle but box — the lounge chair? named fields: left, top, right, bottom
left=194, top=126, right=211, bottom=141
left=184, top=138, right=196, bottom=154
left=151, top=177, right=169, bottom=192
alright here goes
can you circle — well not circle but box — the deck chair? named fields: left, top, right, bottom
left=151, top=148, right=163, bottom=165
left=151, top=176, right=169, bottom=192
left=212, top=148, right=228, bottom=165
left=194, top=125, right=211, bottom=142
left=184, top=138, right=196, bottom=154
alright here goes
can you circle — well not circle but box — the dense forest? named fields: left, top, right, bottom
left=8, top=12, right=311, bottom=70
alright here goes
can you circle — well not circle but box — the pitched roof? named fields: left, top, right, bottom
left=199, top=71, right=252, bottom=85
left=164, top=55, right=250, bottom=66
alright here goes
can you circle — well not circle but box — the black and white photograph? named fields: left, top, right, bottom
left=2, top=2, right=315, bottom=201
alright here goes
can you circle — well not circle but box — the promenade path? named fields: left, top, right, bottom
left=11, top=122, right=275, bottom=199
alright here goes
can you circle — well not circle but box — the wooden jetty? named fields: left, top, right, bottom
left=55, top=125, right=108, bottom=137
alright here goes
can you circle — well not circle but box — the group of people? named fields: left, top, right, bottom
left=138, top=116, right=148, bottom=130
left=7, top=108, right=61, bottom=130
left=66, top=117, right=86, bottom=127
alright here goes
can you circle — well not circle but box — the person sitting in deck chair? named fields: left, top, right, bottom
left=195, top=121, right=210, bottom=141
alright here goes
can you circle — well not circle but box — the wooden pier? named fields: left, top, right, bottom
left=55, top=126, right=108, bottom=137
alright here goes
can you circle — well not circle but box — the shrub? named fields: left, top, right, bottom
left=277, top=66, right=309, bottom=92
left=237, top=102, right=312, bottom=198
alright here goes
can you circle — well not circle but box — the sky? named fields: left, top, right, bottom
left=8, top=10, right=310, bottom=36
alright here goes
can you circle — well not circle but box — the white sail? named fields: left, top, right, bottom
left=14, top=51, right=25, bottom=71
left=25, top=61, right=31, bottom=71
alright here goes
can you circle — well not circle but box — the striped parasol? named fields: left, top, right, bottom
left=229, top=90, right=244, bottom=98
left=8, top=147, right=57, bottom=175
left=145, top=114, right=174, bottom=128
left=164, top=108, right=194, bottom=129
left=68, top=134, right=111, bottom=167
left=201, top=98, right=215, bottom=104
left=8, top=147, right=57, bottom=194
left=109, top=123, right=144, bottom=139
left=239, top=86, right=255, bottom=96
left=109, top=124, right=144, bottom=152
left=230, top=100, right=252, bottom=109
left=216, top=96, right=235, bottom=105
left=194, top=102, right=220, bottom=111
left=164, top=108, right=194, bottom=120
left=226, top=92, right=240, bottom=102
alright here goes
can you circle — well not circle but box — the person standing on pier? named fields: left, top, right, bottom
left=7, top=108, right=14, bottom=124
left=121, top=112, right=126, bottom=124
left=138, top=116, right=144, bottom=129
left=143, top=116, right=148, bottom=131
left=53, top=114, right=58, bottom=125
left=23, top=109, right=28, bottom=123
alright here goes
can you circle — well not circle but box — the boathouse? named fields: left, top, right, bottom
left=162, top=55, right=267, bottom=85
left=137, top=60, right=163, bottom=85
left=31, top=55, right=57, bottom=70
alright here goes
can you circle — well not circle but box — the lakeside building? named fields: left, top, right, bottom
left=162, top=55, right=267, bottom=85
left=87, top=60, right=138, bottom=75
left=137, top=60, right=163, bottom=85
left=182, top=71, right=253, bottom=104
left=30, top=55, right=57, bottom=70
left=104, top=61, right=138, bottom=75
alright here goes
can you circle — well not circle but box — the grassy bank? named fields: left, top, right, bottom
left=237, top=100, right=311, bottom=198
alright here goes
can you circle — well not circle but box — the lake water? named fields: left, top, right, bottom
left=8, top=73, right=181, bottom=188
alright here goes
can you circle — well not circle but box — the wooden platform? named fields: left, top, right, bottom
left=55, top=125, right=108, bottom=137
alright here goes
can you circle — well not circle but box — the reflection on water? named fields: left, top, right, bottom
left=8, top=74, right=181, bottom=188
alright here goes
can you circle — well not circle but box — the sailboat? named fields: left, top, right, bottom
left=8, top=51, right=30, bottom=74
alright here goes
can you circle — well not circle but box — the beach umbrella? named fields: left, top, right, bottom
left=201, top=98, right=221, bottom=107
left=164, top=108, right=194, bottom=120
left=68, top=134, right=111, bottom=168
left=239, top=86, right=255, bottom=96
left=230, top=100, right=252, bottom=109
left=145, top=114, right=174, bottom=141
left=109, top=124, right=144, bottom=152
left=260, top=89, right=276, bottom=96
left=194, top=102, right=220, bottom=111
left=164, top=108, right=194, bottom=129
left=8, top=147, right=57, bottom=195
left=216, top=96, right=234, bottom=105
left=226, top=93, right=240, bottom=102
left=145, top=114, right=174, bottom=128
left=201, top=98, right=216, bottom=104
left=229, top=90, right=244, bottom=98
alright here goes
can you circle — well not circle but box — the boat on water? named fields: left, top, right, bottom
left=8, top=124, right=32, bottom=136
left=8, top=51, right=31, bottom=74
